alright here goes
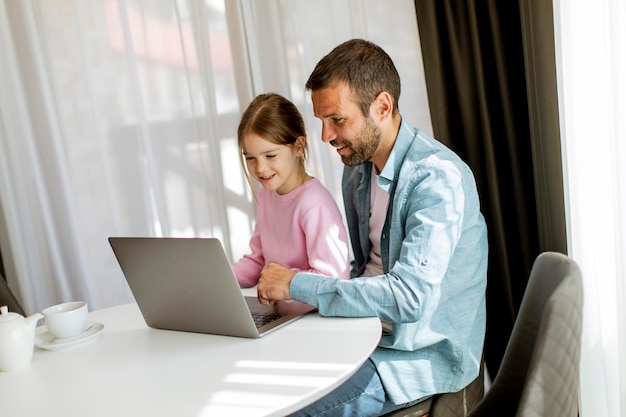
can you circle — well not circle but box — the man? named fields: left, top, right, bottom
left=258, top=39, right=488, bottom=416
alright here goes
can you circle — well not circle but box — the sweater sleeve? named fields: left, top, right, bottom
left=297, top=191, right=351, bottom=279
left=231, top=224, right=265, bottom=288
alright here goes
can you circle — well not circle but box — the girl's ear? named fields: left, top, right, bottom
left=294, top=136, right=306, bottom=157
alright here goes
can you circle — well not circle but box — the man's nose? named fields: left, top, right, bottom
left=321, top=124, right=336, bottom=143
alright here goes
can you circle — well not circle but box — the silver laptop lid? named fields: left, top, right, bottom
left=108, top=237, right=315, bottom=338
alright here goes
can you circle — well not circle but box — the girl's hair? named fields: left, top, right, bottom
left=237, top=93, right=309, bottom=194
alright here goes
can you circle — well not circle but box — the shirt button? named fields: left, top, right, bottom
left=421, top=259, right=429, bottom=266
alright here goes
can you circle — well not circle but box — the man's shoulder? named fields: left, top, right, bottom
left=401, top=128, right=470, bottom=177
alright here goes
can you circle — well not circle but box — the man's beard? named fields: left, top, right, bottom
left=333, top=116, right=382, bottom=167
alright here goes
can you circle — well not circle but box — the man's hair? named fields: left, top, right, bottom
left=305, top=39, right=401, bottom=117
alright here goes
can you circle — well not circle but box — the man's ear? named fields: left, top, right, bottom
left=371, top=91, right=394, bottom=121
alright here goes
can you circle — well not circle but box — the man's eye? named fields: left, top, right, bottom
left=332, top=117, right=343, bottom=124
left=266, top=154, right=276, bottom=159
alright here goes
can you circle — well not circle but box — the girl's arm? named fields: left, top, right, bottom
left=299, top=199, right=351, bottom=279
left=231, top=226, right=265, bottom=288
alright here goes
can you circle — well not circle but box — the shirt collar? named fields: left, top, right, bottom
left=378, top=118, right=414, bottom=185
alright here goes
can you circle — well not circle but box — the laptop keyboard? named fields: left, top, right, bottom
left=251, top=311, right=286, bottom=328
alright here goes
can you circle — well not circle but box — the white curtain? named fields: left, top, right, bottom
left=0, top=0, right=430, bottom=313
left=553, top=0, right=626, bottom=416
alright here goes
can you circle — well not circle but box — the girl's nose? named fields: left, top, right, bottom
left=255, top=159, right=267, bottom=175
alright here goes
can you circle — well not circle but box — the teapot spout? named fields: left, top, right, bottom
left=25, top=312, right=43, bottom=333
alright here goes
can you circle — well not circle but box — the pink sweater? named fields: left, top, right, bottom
left=233, top=178, right=350, bottom=288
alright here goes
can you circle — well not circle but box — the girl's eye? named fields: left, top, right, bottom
left=244, top=156, right=254, bottom=161
left=266, top=154, right=276, bottom=159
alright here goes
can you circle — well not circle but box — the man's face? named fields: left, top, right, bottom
left=311, top=82, right=381, bottom=167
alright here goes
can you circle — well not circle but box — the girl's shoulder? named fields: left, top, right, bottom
left=300, top=177, right=333, bottom=198
left=294, top=177, right=339, bottom=209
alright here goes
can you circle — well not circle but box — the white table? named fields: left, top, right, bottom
left=0, top=297, right=381, bottom=417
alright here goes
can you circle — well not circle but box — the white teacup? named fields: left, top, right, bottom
left=42, top=301, right=88, bottom=339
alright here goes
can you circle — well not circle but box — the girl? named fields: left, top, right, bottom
left=232, top=93, right=350, bottom=287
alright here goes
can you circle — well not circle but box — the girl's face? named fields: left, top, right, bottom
left=242, top=132, right=306, bottom=195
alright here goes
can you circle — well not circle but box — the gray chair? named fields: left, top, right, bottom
left=467, top=251, right=583, bottom=417
left=0, top=272, right=26, bottom=316
left=384, top=251, right=583, bottom=417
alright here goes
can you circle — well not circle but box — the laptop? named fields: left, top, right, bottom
left=108, top=237, right=317, bottom=338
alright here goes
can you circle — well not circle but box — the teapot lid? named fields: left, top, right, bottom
left=0, top=305, right=21, bottom=323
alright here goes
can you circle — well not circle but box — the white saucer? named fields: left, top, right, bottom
left=35, top=322, right=104, bottom=351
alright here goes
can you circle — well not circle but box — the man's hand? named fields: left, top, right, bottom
left=257, top=263, right=295, bottom=305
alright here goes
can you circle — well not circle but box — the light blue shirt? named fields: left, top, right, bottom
left=291, top=119, right=488, bottom=404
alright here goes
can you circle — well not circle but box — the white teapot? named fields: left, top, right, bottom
left=0, top=305, right=43, bottom=371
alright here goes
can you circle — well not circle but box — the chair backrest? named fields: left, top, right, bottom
left=467, top=251, right=583, bottom=417
left=0, top=272, right=26, bottom=316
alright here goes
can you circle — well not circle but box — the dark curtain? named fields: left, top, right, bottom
left=0, top=247, right=5, bottom=280
left=413, top=0, right=540, bottom=378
